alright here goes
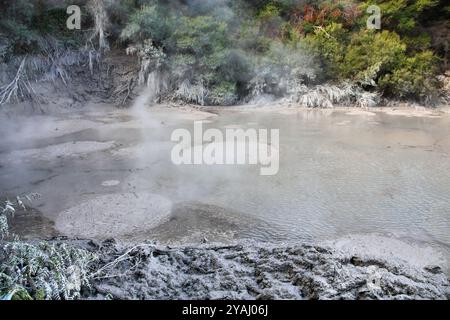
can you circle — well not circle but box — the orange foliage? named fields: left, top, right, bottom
left=288, top=1, right=363, bottom=34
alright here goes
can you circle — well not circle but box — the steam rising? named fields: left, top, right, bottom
left=122, top=0, right=324, bottom=106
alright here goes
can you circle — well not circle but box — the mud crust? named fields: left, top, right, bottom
left=78, top=240, right=449, bottom=300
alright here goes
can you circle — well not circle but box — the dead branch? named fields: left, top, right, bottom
left=87, top=0, right=110, bottom=53
left=0, top=57, right=35, bottom=105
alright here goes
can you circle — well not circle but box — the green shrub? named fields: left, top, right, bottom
left=0, top=241, right=97, bottom=300
left=0, top=195, right=97, bottom=300
left=257, top=2, right=281, bottom=20
left=342, top=30, right=406, bottom=85
left=118, top=0, right=444, bottom=104
left=379, top=50, right=440, bottom=100
left=171, top=16, right=228, bottom=56
left=362, top=0, right=440, bottom=32
left=304, top=19, right=440, bottom=100
left=209, top=81, right=238, bottom=105
left=120, top=5, right=174, bottom=45
left=304, top=23, right=347, bottom=78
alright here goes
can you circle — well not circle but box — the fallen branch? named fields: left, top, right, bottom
left=0, top=57, right=35, bottom=105
left=121, top=78, right=134, bottom=105
left=90, top=244, right=145, bottom=279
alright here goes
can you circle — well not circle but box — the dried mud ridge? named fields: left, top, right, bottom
left=84, top=240, right=449, bottom=300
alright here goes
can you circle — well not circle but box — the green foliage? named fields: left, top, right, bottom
left=171, top=16, right=229, bottom=56
left=0, top=19, right=40, bottom=55
left=257, top=2, right=281, bottom=19
left=302, top=2, right=442, bottom=100
left=1, top=0, right=446, bottom=104
left=362, top=0, right=439, bottom=32
left=209, top=81, right=238, bottom=105
left=6, top=0, right=35, bottom=21
left=120, top=5, right=173, bottom=45
left=169, top=15, right=237, bottom=103
left=0, top=194, right=96, bottom=300
left=33, top=8, right=72, bottom=35
left=0, top=1, right=84, bottom=55
left=0, top=241, right=97, bottom=300
left=379, top=51, right=440, bottom=100
left=342, top=30, right=406, bottom=85
left=304, top=23, right=347, bottom=78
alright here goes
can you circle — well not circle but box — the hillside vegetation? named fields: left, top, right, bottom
left=0, top=0, right=449, bottom=107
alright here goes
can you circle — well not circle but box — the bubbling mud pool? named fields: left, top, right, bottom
left=0, top=104, right=450, bottom=271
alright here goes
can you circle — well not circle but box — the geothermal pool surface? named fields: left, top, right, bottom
left=0, top=104, right=449, bottom=258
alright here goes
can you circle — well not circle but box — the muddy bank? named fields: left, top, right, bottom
left=200, top=101, right=450, bottom=118
left=0, top=51, right=140, bottom=117
left=79, top=236, right=449, bottom=300
left=0, top=47, right=448, bottom=119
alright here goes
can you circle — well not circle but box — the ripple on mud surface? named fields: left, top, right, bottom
left=1, top=141, right=115, bottom=164
left=326, top=234, right=448, bottom=271
left=55, top=193, right=172, bottom=238
left=137, top=201, right=283, bottom=244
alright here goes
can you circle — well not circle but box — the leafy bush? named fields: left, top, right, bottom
left=304, top=23, right=348, bottom=79
left=379, top=51, right=440, bottom=101
left=209, top=81, right=238, bottom=105
left=362, top=0, right=440, bottom=32
left=171, top=16, right=228, bottom=55
left=304, top=17, right=440, bottom=101
left=342, top=30, right=406, bottom=85
left=120, top=5, right=173, bottom=45
left=2, top=0, right=445, bottom=105
left=0, top=241, right=97, bottom=300
left=0, top=195, right=97, bottom=300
